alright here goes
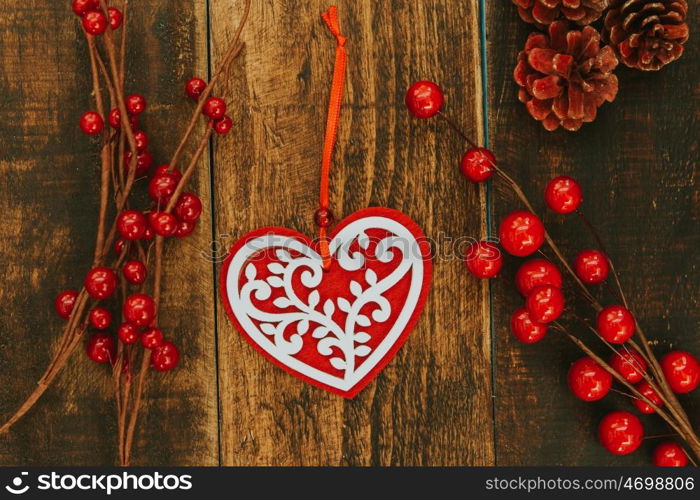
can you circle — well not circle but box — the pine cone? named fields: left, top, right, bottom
left=513, top=0, right=611, bottom=27
left=514, top=21, right=620, bottom=131
left=604, top=0, right=689, bottom=71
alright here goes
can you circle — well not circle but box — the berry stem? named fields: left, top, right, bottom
left=167, top=0, right=250, bottom=173
left=118, top=1, right=129, bottom=90
left=121, top=126, right=213, bottom=466
left=552, top=322, right=700, bottom=458
left=97, top=0, right=140, bottom=205
left=123, top=342, right=150, bottom=466
left=85, top=33, right=112, bottom=267
left=437, top=111, right=478, bottom=149
left=435, top=111, right=700, bottom=463
left=166, top=126, right=214, bottom=213
left=576, top=210, right=630, bottom=309
left=439, top=112, right=598, bottom=306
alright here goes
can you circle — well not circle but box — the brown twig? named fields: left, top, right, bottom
left=2, top=0, right=249, bottom=467
left=166, top=126, right=214, bottom=213
left=119, top=0, right=249, bottom=466
left=121, top=126, right=213, bottom=466
left=575, top=210, right=695, bottom=436
left=167, top=41, right=244, bottom=173
left=2, top=3, right=140, bottom=436
left=576, top=210, right=629, bottom=309
left=86, top=34, right=112, bottom=267
left=566, top=312, right=698, bottom=449
left=556, top=323, right=700, bottom=460
left=166, top=0, right=250, bottom=172
left=437, top=112, right=700, bottom=462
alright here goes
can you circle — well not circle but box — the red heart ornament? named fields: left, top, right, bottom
left=220, top=207, right=432, bottom=398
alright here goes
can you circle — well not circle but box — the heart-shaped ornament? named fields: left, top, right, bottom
left=221, top=207, right=432, bottom=398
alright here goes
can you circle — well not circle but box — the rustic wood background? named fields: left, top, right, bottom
left=0, top=0, right=697, bottom=465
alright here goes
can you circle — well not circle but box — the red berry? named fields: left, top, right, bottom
left=54, top=290, right=79, bottom=319
left=82, top=10, right=108, bottom=35
left=108, top=108, right=121, bottom=129
left=89, top=307, right=112, bottom=330
left=525, top=285, right=564, bottom=323
left=107, top=7, right=123, bottom=29
left=185, top=77, right=207, bottom=100
left=125, top=94, right=146, bottom=115
left=597, top=305, right=635, bottom=344
left=79, top=111, right=104, bottom=135
left=141, top=327, right=164, bottom=349
left=465, top=241, right=502, bottom=279
left=661, top=351, right=700, bottom=394
left=544, top=176, right=583, bottom=214
left=151, top=341, right=179, bottom=371
left=633, top=380, right=663, bottom=414
left=175, top=219, right=197, bottom=238
left=133, top=130, right=148, bottom=152
left=84, top=267, right=117, bottom=300
left=653, top=442, right=688, bottom=467
left=114, top=239, right=127, bottom=256
left=148, top=173, right=179, bottom=202
left=174, top=193, right=202, bottom=222
left=573, top=249, right=609, bottom=285
left=117, top=210, right=147, bottom=240
left=117, top=322, right=140, bottom=345
left=124, top=150, right=153, bottom=177
left=213, top=115, right=233, bottom=135
left=123, top=293, right=156, bottom=327
left=149, top=211, right=178, bottom=237
left=405, top=81, right=444, bottom=119
left=108, top=108, right=138, bottom=130
left=86, top=333, right=116, bottom=363
left=510, top=307, right=547, bottom=343
left=515, top=258, right=562, bottom=296
left=122, top=260, right=147, bottom=285
left=598, top=411, right=644, bottom=456
left=567, top=357, right=612, bottom=402
left=153, top=165, right=182, bottom=182
left=203, top=97, right=226, bottom=119
left=72, top=0, right=98, bottom=16
left=610, top=348, right=647, bottom=384
left=498, top=210, right=545, bottom=257
left=460, top=148, right=495, bottom=183
left=142, top=226, right=154, bottom=241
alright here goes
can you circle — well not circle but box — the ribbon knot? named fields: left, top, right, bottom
left=321, top=6, right=345, bottom=45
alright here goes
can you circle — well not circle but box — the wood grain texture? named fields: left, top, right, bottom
left=0, top=0, right=218, bottom=465
left=211, top=0, right=493, bottom=465
left=486, top=3, right=700, bottom=465
left=2, top=0, right=697, bottom=467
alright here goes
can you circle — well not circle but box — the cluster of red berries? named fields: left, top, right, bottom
left=54, top=280, right=178, bottom=371
left=570, top=349, right=699, bottom=465
left=115, top=189, right=203, bottom=242
left=406, top=80, right=700, bottom=466
left=80, top=92, right=152, bottom=177
left=72, top=0, right=122, bottom=36
left=185, top=77, right=233, bottom=134
left=67, top=69, right=234, bottom=373
left=64, top=70, right=235, bottom=374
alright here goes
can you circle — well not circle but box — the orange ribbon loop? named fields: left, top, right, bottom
left=317, top=5, right=346, bottom=271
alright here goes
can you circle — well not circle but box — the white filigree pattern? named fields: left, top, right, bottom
left=224, top=215, right=426, bottom=393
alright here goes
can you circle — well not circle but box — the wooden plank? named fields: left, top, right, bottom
left=487, top=4, right=700, bottom=464
left=211, top=0, right=493, bottom=465
left=0, top=0, right=217, bottom=465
